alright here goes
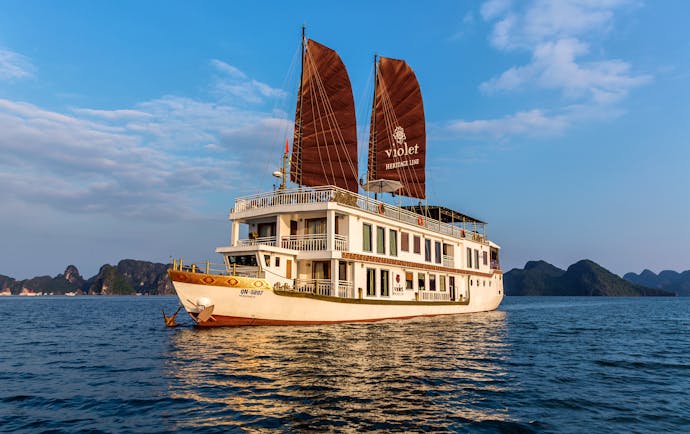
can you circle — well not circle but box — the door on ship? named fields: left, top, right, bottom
left=449, top=276, right=456, bottom=301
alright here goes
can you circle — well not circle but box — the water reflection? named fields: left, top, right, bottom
left=164, top=311, right=515, bottom=431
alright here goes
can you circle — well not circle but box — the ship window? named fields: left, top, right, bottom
left=258, top=222, right=276, bottom=238
left=389, top=229, right=398, bottom=257
left=418, top=273, right=426, bottom=291
left=429, top=274, right=436, bottom=291
left=376, top=227, right=385, bottom=254
left=483, top=251, right=488, bottom=266
left=474, top=249, right=480, bottom=270
left=440, top=275, right=446, bottom=291
left=424, top=239, right=431, bottom=262
left=380, top=269, right=389, bottom=296
left=435, top=241, right=442, bottom=264
left=467, top=247, right=472, bottom=268
left=401, top=232, right=409, bottom=252
left=306, top=218, right=326, bottom=234
left=264, top=255, right=271, bottom=267
left=363, top=224, right=372, bottom=252
left=413, top=236, right=421, bottom=254
left=366, top=268, right=376, bottom=296
left=405, top=272, right=413, bottom=290
left=275, top=257, right=280, bottom=267
left=228, top=255, right=258, bottom=266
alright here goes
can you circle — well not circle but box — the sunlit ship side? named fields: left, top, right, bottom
left=168, top=32, right=503, bottom=326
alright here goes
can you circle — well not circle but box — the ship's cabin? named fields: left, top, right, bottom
left=196, top=186, right=503, bottom=302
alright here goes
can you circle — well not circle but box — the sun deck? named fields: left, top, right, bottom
left=231, top=186, right=488, bottom=243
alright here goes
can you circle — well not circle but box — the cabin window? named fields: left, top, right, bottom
left=413, top=236, right=421, bottom=254
left=376, top=227, right=385, bottom=254
left=440, top=275, right=446, bottom=291
left=405, top=272, right=413, bottom=290
left=306, top=218, right=326, bottom=234
left=418, top=273, right=426, bottom=291
left=228, top=254, right=258, bottom=266
left=380, top=270, right=389, bottom=296
left=424, top=239, right=431, bottom=262
left=366, top=268, right=376, bottom=296
left=474, top=249, right=480, bottom=270
left=401, top=232, right=409, bottom=252
left=258, top=222, right=276, bottom=239
left=435, top=241, right=442, bottom=264
left=363, top=224, right=372, bottom=252
left=275, top=257, right=280, bottom=267
left=312, top=261, right=330, bottom=279
left=389, top=229, right=398, bottom=257
left=483, top=251, right=488, bottom=266
left=264, top=255, right=271, bottom=267
left=466, top=247, right=472, bottom=268
left=429, top=274, right=436, bottom=291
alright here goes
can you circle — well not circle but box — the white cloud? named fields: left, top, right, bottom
left=0, top=48, right=33, bottom=81
left=479, top=0, right=649, bottom=102
left=0, top=86, right=291, bottom=219
left=442, top=109, right=569, bottom=139
left=210, top=59, right=287, bottom=104
left=452, top=0, right=649, bottom=142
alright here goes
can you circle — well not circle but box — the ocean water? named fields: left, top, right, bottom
left=0, top=296, right=688, bottom=433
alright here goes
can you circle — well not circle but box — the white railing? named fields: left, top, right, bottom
left=336, top=280, right=354, bottom=298
left=232, top=186, right=486, bottom=243
left=443, top=255, right=454, bottom=267
left=233, top=187, right=335, bottom=212
left=236, top=236, right=277, bottom=247
left=418, top=290, right=451, bottom=301
left=293, top=279, right=332, bottom=296
left=280, top=234, right=348, bottom=251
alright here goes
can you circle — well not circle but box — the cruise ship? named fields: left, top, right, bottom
left=167, top=32, right=503, bottom=326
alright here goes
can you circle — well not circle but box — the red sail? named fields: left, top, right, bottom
left=291, top=39, right=358, bottom=192
left=368, top=56, right=426, bottom=199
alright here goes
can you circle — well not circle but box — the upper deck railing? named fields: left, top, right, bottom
left=232, top=186, right=487, bottom=244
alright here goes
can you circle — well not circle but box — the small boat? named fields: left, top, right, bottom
left=168, top=31, right=504, bottom=326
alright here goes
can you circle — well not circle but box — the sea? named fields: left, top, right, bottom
left=0, top=296, right=688, bottom=433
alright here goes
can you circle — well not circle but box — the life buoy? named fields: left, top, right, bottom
left=378, top=203, right=385, bottom=214
left=417, top=216, right=424, bottom=226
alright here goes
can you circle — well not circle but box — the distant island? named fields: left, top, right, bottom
left=0, top=260, right=173, bottom=296
left=505, top=259, right=680, bottom=296
left=2, top=258, right=687, bottom=297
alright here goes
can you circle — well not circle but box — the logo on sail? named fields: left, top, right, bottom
left=385, top=125, right=420, bottom=170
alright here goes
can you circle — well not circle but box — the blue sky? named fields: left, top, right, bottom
left=1, top=0, right=689, bottom=279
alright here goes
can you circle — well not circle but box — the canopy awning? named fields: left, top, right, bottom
left=401, top=205, right=485, bottom=225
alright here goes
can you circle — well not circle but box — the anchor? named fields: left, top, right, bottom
left=162, top=306, right=182, bottom=327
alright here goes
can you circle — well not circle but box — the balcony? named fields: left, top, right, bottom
left=289, top=279, right=355, bottom=298
left=280, top=234, right=347, bottom=251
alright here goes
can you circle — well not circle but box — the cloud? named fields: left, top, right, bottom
left=442, top=109, right=570, bottom=139
left=210, top=59, right=287, bottom=104
left=446, top=0, right=650, bottom=143
left=479, top=0, right=649, bottom=102
left=0, top=48, right=34, bottom=81
left=0, top=87, right=291, bottom=220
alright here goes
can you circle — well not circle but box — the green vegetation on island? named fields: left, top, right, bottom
left=1, top=260, right=173, bottom=296
left=505, top=259, right=676, bottom=296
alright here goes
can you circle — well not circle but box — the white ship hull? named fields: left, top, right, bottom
left=169, top=269, right=503, bottom=326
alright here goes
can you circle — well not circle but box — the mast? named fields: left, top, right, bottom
left=293, top=25, right=306, bottom=186
left=367, top=54, right=378, bottom=184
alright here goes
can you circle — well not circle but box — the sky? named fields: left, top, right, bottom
left=1, top=0, right=689, bottom=279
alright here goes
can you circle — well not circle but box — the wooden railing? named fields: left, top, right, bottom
left=232, top=186, right=487, bottom=244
